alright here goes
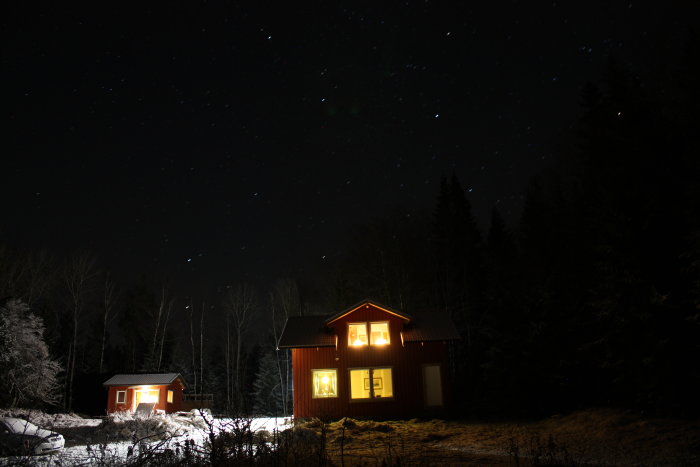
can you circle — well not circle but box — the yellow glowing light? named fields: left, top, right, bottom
left=135, top=387, right=160, bottom=404
left=321, top=375, right=330, bottom=385
left=375, top=337, right=387, bottom=345
left=353, top=338, right=365, bottom=346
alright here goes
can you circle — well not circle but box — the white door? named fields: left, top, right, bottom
left=422, top=364, right=443, bottom=407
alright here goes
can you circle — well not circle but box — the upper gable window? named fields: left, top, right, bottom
left=348, top=322, right=390, bottom=347
left=370, top=322, right=390, bottom=345
left=348, top=323, right=368, bottom=346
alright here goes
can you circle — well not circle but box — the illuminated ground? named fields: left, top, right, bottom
left=1, top=409, right=698, bottom=465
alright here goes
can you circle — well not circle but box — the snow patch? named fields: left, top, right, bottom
left=0, top=409, right=292, bottom=465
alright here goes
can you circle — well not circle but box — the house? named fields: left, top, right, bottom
left=103, top=373, right=186, bottom=414
left=278, top=299, right=460, bottom=419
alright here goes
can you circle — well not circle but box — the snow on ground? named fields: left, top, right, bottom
left=0, top=408, right=102, bottom=428
left=0, top=411, right=292, bottom=466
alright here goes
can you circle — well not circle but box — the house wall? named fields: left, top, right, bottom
left=106, top=382, right=184, bottom=414
left=291, top=303, right=452, bottom=419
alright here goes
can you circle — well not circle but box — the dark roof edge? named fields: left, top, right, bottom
left=277, top=343, right=335, bottom=349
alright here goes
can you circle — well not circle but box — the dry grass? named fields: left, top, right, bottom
left=294, top=409, right=700, bottom=466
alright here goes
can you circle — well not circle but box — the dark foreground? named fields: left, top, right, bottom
left=294, top=409, right=700, bottom=466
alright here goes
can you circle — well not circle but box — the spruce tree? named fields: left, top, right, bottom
left=252, top=348, right=284, bottom=416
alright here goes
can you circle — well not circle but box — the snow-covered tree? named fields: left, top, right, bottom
left=0, top=299, right=62, bottom=408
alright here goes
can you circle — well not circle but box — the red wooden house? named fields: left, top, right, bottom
left=278, top=300, right=460, bottom=419
left=103, top=373, right=186, bottom=414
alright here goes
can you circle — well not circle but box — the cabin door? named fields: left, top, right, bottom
left=422, top=364, right=443, bottom=407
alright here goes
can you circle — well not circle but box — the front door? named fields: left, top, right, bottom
left=422, top=364, right=443, bottom=407
left=132, top=388, right=160, bottom=411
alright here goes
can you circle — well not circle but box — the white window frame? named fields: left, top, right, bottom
left=348, top=322, right=391, bottom=347
left=167, top=390, right=174, bottom=404
left=116, top=390, right=126, bottom=404
left=312, top=369, right=338, bottom=398
left=369, top=321, right=390, bottom=345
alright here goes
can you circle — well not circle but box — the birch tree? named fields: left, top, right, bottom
left=156, top=295, right=173, bottom=371
left=223, top=283, right=256, bottom=413
left=188, top=302, right=197, bottom=398
left=64, top=253, right=97, bottom=410
left=98, top=274, right=118, bottom=373
left=144, top=284, right=172, bottom=371
left=269, top=278, right=300, bottom=415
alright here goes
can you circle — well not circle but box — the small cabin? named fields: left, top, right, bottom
left=103, top=373, right=186, bottom=414
left=278, top=299, right=460, bottom=419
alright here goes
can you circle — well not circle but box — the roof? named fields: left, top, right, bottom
left=401, top=312, right=461, bottom=342
left=277, top=316, right=337, bottom=349
left=324, top=299, right=412, bottom=325
left=103, top=373, right=186, bottom=387
left=277, top=302, right=460, bottom=349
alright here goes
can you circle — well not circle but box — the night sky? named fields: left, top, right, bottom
left=2, top=2, right=694, bottom=290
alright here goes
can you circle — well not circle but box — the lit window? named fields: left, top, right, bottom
left=116, top=390, right=126, bottom=404
left=312, top=369, right=338, bottom=398
left=348, top=323, right=368, bottom=346
left=370, top=322, right=390, bottom=345
left=167, top=390, right=174, bottom=403
left=135, top=389, right=159, bottom=405
left=349, top=368, right=393, bottom=399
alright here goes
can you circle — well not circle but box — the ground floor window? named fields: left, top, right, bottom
left=349, top=367, right=393, bottom=399
left=167, top=390, right=174, bottom=403
left=116, top=390, right=126, bottom=404
left=312, top=369, right=338, bottom=398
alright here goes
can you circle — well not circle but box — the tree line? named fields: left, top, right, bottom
left=0, top=248, right=300, bottom=416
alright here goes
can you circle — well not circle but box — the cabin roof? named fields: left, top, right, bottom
left=103, top=373, right=186, bottom=387
left=278, top=301, right=459, bottom=348
left=324, top=299, right=411, bottom=325
left=277, top=316, right=337, bottom=348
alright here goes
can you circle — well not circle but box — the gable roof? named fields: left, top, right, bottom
left=277, top=316, right=337, bottom=349
left=324, top=299, right=411, bottom=325
left=103, top=373, right=186, bottom=387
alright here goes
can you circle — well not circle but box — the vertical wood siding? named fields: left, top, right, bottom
left=292, top=303, right=452, bottom=419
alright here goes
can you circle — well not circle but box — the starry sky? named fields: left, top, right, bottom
left=2, top=2, right=694, bottom=289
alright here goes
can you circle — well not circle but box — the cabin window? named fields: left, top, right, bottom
left=370, top=322, right=390, bottom=345
left=116, top=390, right=126, bottom=404
left=349, top=368, right=393, bottom=399
left=135, top=389, right=159, bottom=405
left=312, top=369, right=338, bottom=398
left=348, top=323, right=368, bottom=346
left=167, top=390, right=174, bottom=403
